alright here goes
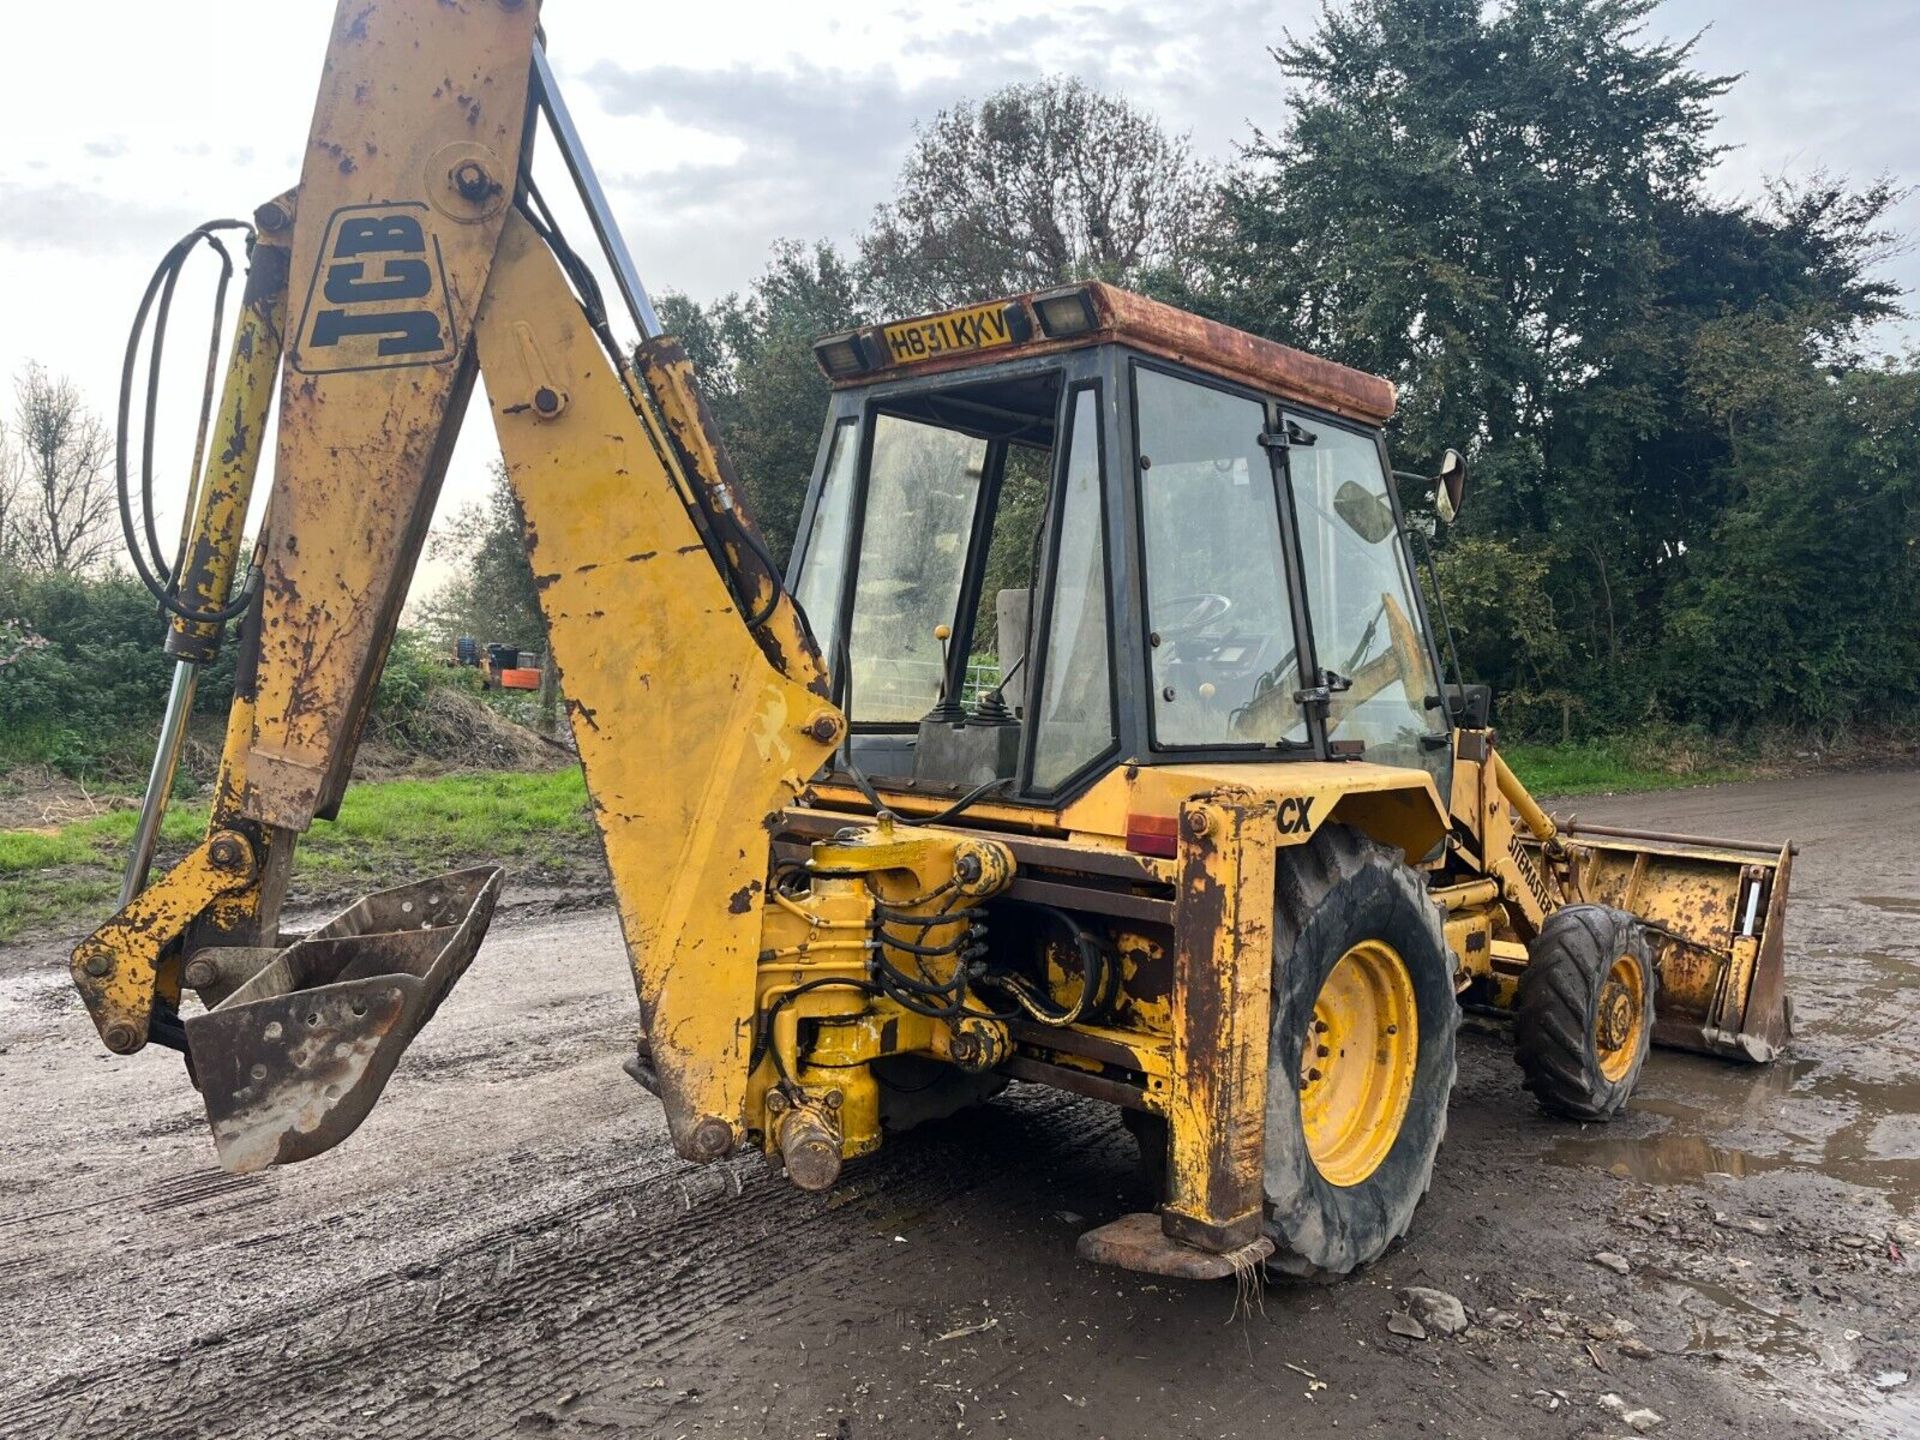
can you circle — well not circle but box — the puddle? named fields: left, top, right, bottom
left=1855, top=895, right=1920, bottom=916
left=1634, top=1267, right=1920, bottom=1437
left=1638, top=1266, right=1839, bottom=1375
left=1549, top=1130, right=1791, bottom=1185
left=1546, top=1055, right=1920, bottom=1213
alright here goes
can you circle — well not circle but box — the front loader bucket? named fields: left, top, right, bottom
left=1553, top=824, right=1793, bottom=1063
left=184, top=866, right=505, bottom=1172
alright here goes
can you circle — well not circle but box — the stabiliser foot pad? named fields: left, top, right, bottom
left=1077, top=1212, right=1275, bottom=1279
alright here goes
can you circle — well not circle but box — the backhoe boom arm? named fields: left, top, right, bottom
left=72, top=0, right=841, bottom=1167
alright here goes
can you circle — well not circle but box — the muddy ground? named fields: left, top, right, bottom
left=1, top=768, right=1914, bottom=1439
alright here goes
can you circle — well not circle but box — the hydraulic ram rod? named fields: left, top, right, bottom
left=120, top=662, right=197, bottom=906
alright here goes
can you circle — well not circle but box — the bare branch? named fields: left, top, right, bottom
left=8, top=364, right=118, bottom=576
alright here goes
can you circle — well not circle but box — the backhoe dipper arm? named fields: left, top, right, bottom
left=71, top=0, right=841, bottom=1168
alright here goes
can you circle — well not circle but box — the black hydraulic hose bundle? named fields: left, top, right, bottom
left=972, top=902, right=1116, bottom=1027
left=516, top=175, right=788, bottom=635
left=116, top=219, right=262, bottom=626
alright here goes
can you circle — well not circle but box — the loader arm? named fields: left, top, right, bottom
left=1443, top=732, right=1793, bottom=1062
left=71, top=0, right=841, bottom=1168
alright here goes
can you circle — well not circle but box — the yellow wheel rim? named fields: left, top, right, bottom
left=1299, top=940, right=1418, bottom=1188
left=1594, top=953, right=1647, bottom=1083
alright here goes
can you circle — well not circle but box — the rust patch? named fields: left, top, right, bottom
left=1077, top=1211, right=1274, bottom=1279
left=219, top=396, right=251, bottom=467
left=187, top=868, right=503, bottom=1172
left=726, top=881, right=762, bottom=915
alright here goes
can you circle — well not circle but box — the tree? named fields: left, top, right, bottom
left=1661, top=362, right=1920, bottom=730
left=416, top=462, right=545, bottom=651
left=860, top=77, right=1214, bottom=315
left=665, top=241, right=867, bottom=562
left=666, top=78, right=1212, bottom=567
left=3, top=365, right=117, bottom=576
left=1215, top=0, right=1734, bottom=493
left=1207, top=0, right=1911, bottom=735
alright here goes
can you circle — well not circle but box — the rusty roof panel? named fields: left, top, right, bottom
left=826, top=281, right=1398, bottom=427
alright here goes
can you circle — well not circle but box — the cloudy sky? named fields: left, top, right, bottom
left=1, top=0, right=1913, bottom=605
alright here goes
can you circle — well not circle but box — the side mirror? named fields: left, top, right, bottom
left=1435, top=448, right=1467, bottom=525
left=1333, top=479, right=1398, bottom=544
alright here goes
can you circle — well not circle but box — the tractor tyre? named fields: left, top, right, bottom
left=1121, top=1108, right=1169, bottom=1200
left=1263, top=826, right=1458, bottom=1281
left=1514, top=905, right=1656, bottom=1121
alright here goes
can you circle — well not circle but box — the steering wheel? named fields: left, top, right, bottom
left=1153, top=592, right=1232, bottom=641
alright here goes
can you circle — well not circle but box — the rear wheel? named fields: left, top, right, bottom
left=1512, top=902, right=1651, bottom=1128
left=1514, top=905, right=1655, bottom=1121
left=1263, top=827, right=1457, bottom=1280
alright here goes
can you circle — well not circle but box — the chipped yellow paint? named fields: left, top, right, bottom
left=70, top=834, right=255, bottom=1053
left=244, top=0, right=538, bottom=830
left=166, top=223, right=289, bottom=662
left=1066, top=761, right=1448, bottom=859
left=473, top=209, right=840, bottom=1161
left=1161, top=794, right=1279, bottom=1252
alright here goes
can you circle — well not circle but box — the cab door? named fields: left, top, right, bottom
left=1278, top=413, right=1451, bottom=791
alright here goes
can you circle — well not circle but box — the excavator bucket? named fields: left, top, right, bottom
left=184, top=867, right=505, bottom=1172
left=1553, top=825, right=1793, bottom=1062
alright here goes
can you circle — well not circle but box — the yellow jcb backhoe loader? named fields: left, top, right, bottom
left=76, top=0, right=1793, bottom=1281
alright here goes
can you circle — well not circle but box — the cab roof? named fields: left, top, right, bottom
left=815, top=281, right=1397, bottom=428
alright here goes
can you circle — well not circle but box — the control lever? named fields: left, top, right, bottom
left=925, top=623, right=965, bottom=724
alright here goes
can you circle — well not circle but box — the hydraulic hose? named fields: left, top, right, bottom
left=116, top=219, right=263, bottom=628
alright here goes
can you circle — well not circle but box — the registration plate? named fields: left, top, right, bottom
left=881, top=302, right=1014, bottom=365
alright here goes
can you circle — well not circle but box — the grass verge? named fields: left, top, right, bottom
left=0, top=767, right=595, bottom=945
left=1501, top=738, right=1750, bottom=797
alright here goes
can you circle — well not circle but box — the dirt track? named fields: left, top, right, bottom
left=2, top=768, right=1916, bottom=1439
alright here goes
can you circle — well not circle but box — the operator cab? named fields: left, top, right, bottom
left=789, top=283, right=1452, bottom=804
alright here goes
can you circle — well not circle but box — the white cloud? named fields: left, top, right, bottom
left=0, top=0, right=1910, bottom=611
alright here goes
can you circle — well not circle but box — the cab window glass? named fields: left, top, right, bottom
left=1031, top=388, right=1113, bottom=788
left=844, top=415, right=988, bottom=722
left=791, top=418, right=858, bottom=670
left=1286, top=420, right=1446, bottom=776
left=1137, top=369, right=1306, bottom=747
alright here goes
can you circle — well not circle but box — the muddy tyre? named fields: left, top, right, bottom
left=1514, top=905, right=1655, bottom=1121
left=1263, top=826, right=1457, bottom=1281
left=1121, top=1108, right=1169, bottom=1198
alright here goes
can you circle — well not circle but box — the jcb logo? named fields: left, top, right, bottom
left=1277, top=796, right=1316, bottom=836
left=292, top=204, right=457, bottom=375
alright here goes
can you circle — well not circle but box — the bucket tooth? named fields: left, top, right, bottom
left=184, top=866, right=505, bottom=1171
